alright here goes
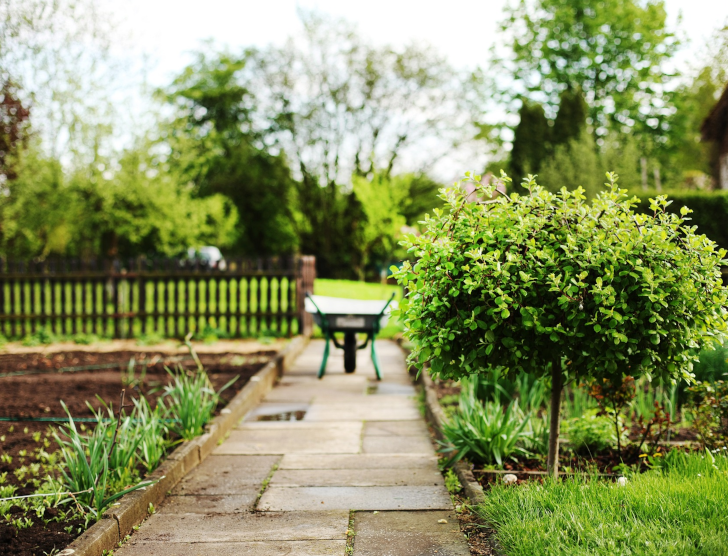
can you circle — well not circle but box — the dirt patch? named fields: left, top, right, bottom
left=0, top=349, right=274, bottom=556
left=0, top=338, right=286, bottom=357
left=0, top=507, right=84, bottom=556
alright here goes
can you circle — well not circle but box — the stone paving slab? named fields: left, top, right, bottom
left=270, top=468, right=445, bottom=487
left=352, top=511, right=470, bottom=556
left=161, top=494, right=258, bottom=514
left=258, top=486, right=452, bottom=511
left=304, top=404, right=421, bottom=422
left=362, top=435, right=436, bottom=454
left=371, top=382, right=417, bottom=395
left=243, top=402, right=310, bottom=421
left=121, top=511, right=349, bottom=543
left=172, top=455, right=280, bottom=495
left=278, top=454, right=440, bottom=470
left=363, top=420, right=429, bottom=436
left=216, top=422, right=362, bottom=454
left=263, top=375, right=368, bottom=402
left=116, top=540, right=347, bottom=555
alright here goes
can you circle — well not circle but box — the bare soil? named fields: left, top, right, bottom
left=0, top=348, right=274, bottom=556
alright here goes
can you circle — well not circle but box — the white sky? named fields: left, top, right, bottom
left=123, top=0, right=728, bottom=87
left=105, top=0, right=727, bottom=178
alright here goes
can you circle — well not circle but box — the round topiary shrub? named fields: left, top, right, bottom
left=393, top=173, right=728, bottom=475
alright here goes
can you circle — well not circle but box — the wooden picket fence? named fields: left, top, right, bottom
left=0, top=256, right=315, bottom=339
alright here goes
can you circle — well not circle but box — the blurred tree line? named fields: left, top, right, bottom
left=492, top=0, right=728, bottom=196
left=0, top=8, right=484, bottom=278
left=1, top=1, right=727, bottom=278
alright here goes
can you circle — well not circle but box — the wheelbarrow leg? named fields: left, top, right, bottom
left=318, top=332, right=330, bottom=379
left=370, top=333, right=382, bottom=381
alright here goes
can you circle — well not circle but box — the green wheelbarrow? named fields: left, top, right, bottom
left=305, top=292, right=396, bottom=380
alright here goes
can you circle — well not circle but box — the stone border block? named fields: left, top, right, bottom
left=59, top=515, right=119, bottom=556
left=66, top=335, right=310, bottom=556
left=420, top=370, right=486, bottom=505
left=397, top=339, right=487, bottom=507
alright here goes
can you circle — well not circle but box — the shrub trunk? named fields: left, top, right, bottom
left=547, top=361, right=563, bottom=478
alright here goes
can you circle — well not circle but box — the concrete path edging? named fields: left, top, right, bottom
left=413, top=363, right=487, bottom=507
left=62, top=335, right=310, bottom=556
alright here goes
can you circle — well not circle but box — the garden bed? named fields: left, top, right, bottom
left=420, top=365, right=728, bottom=555
left=429, top=375, right=702, bottom=483
left=0, top=347, right=275, bottom=556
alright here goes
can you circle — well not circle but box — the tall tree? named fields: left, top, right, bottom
left=0, top=139, right=239, bottom=260
left=552, top=88, right=588, bottom=147
left=0, top=0, right=128, bottom=161
left=497, top=0, right=679, bottom=140
left=0, top=79, right=30, bottom=182
left=235, top=11, right=486, bottom=276
left=162, top=52, right=299, bottom=256
left=510, top=101, right=550, bottom=187
left=664, top=24, right=728, bottom=186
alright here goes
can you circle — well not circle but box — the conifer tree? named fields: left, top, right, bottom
left=552, top=89, right=588, bottom=147
left=510, top=101, right=550, bottom=187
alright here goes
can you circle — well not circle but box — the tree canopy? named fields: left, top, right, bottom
left=498, top=0, right=679, bottom=139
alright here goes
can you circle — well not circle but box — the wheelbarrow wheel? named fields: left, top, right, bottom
left=344, top=332, right=357, bottom=373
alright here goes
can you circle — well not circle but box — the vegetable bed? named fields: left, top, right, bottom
left=0, top=349, right=273, bottom=556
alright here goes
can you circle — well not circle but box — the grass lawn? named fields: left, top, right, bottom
left=313, top=278, right=403, bottom=339
left=477, top=451, right=728, bottom=556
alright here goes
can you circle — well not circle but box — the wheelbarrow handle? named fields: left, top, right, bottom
left=379, top=292, right=396, bottom=316
left=305, top=291, right=326, bottom=317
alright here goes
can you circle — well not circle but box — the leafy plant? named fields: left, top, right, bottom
left=53, top=402, right=153, bottom=523
left=136, top=332, right=165, bottom=347
left=160, top=367, right=237, bottom=440
left=195, top=323, right=230, bottom=344
left=587, top=375, right=635, bottom=456
left=72, top=333, right=99, bottom=345
left=392, top=172, right=728, bottom=475
left=0, top=485, right=18, bottom=517
left=132, top=397, right=168, bottom=473
left=21, top=327, right=56, bottom=346
left=563, top=411, right=617, bottom=454
left=441, top=378, right=533, bottom=466
left=688, top=381, right=728, bottom=450
left=562, top=383, right=597, bottom=420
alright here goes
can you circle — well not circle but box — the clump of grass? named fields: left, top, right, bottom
left=72, top=333, right=99, bottom=345
left=477, top=451, right=728, bottom=556
left=53, top=400, right=154, bottom=524
left=195, top=323, right=230, bottom=344
left=21, top=327, right=56, bottom=346
left=132, top=396, right=168, bottom=473
left=440, top=377, right=534, bottom=466
left=136, top=332, right=166, bottom=346
left=159, top=367, right=237, bottom=440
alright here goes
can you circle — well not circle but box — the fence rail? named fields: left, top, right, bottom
left=0, top=256, right=316, bottom=339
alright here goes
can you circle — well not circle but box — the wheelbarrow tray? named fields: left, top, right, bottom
left=304, top=296, right=393, bottom=332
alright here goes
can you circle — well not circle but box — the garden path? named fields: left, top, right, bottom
left=115, top=339, right=468, bottom=555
